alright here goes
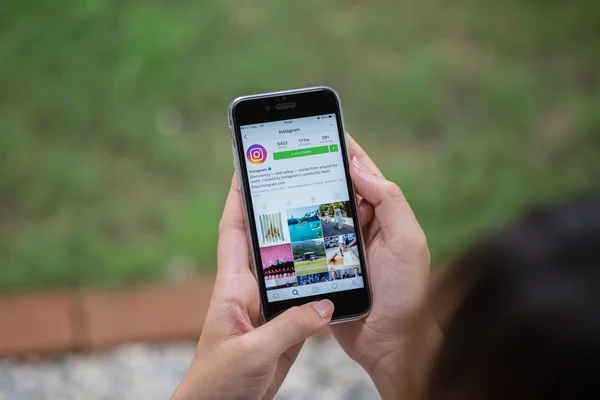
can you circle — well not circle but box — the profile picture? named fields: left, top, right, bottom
left=246, top=144, right=267, bottom=165
left=319, top=201, right=355, bottom=237
left=286, top=206, right=323, bottom=242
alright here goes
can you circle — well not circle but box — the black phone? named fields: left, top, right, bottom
left=228, top=87, right=372, bottom=323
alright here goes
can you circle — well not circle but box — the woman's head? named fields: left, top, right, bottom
left=426, top=195, right=600, bottom=400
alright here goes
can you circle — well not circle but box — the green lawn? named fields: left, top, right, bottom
left=294, top=259, right=329, bottom=276
left=0, top=0, right=598, bottom=292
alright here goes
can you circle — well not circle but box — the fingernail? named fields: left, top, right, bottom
left=312, top=299, right=334, bottom=318
left=352, top=156, right=368, bottom=174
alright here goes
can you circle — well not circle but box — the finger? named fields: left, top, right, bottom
left=268, top=341, right=305, bottom=397
left=246, top=300, right=334, bottom=356
left=357, top=197, right=375, bottom=228
left=350, top=156, right=418, bottom=244
left=347, top=134, right=384, bottom=178
left=217, top=172, right=249, bottom=274
left=279, top=341, right=304, bottom=372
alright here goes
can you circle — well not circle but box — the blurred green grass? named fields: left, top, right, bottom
left=0, top=0, right=598, bottom=292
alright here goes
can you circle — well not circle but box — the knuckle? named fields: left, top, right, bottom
left=218, top=219, right=227, bottom=236
left=404, top=228, right=428, bottom=253
left=408, top=229, right=431, bottom=262
left=218, top=218, right=245, bottom=237
left=413, top=228, right=428, bottom=249
left=388, top=227, right=430, bottom=260
left=283, top=307, right=310, bottom=333
left=417, top=234, right=431, bottom=261
left=234, top=337, right=254, bottom=355
left=383, top=180, right=405, bottom=200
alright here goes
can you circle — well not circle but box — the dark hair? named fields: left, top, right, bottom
left=426, top=195, right=600, bottom=400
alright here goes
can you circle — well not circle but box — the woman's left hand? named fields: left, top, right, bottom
left=172, top=175, right=334, bottom=400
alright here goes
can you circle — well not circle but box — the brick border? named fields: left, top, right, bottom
left=80, top=279, right=214, bottom=349
left=0, top=278, right=214, bottom=357
left=0, top=292, right=75, bottom=356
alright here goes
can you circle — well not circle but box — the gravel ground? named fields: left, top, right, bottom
left=0, top=337, right=378, bottom=399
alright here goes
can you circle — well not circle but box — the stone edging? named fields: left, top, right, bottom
left=0, top=278, right=214, bottom=357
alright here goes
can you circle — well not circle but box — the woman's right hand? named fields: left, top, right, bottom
left=331, top=136, right=433, bottom=399
left=172, top=175, right=334, bottom=400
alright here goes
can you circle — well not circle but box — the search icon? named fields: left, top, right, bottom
left=292, top=289, right=299, bottom=296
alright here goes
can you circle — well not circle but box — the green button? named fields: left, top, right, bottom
left=329, top=144, right=339, bottom=152
left=273, top=145, right=330, bottom=160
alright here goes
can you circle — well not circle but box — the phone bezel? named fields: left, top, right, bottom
left=228, top=86, right=372, bottom=323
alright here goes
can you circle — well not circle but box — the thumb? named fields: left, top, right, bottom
left=247, top=300, right=334, bottom=356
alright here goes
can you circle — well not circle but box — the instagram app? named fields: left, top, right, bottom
left=246, top=144, right=267, bottom=165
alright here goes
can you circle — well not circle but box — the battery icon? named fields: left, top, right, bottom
left=328, top=115, right=332, bottom=118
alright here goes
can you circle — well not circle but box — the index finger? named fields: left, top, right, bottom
left=347, top=133, right=385, bottom=179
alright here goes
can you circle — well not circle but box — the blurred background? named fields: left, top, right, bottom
left=0, top=0, right=598, bottom=398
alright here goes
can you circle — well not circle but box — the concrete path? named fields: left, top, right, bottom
left=0, top=337, right=378, bottom=399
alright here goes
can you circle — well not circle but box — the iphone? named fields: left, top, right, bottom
left=228, top=87, right=371, bottom=323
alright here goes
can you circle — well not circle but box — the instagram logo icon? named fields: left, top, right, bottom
left=246, top=144, right=267, bottom=165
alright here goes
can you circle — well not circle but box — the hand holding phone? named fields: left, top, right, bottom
left=172, top=176, right=334, bottom=400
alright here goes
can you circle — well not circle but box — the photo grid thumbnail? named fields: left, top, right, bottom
left=328, top=266, right=363, bottom=281
left=325, top=233, right=360, bottom=269
left=257, top=212, right=285, bottom=246
left=291, top=239, right=328, bottom=276
left=298, top=272, right=330, bottom=286
left=319, top=201, right=355, bottom=237
left=260, top=243, right=297, bottom=290
left=286, top=206, right=323, bottom=242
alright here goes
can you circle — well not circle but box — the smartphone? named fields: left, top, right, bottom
left=228, top=86, right=371, bottom=323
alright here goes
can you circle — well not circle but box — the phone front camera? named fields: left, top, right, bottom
left=265, top=105, right=271, bottom=111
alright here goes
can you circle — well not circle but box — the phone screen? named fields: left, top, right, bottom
left=241, top=114, right=365, bottom=302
